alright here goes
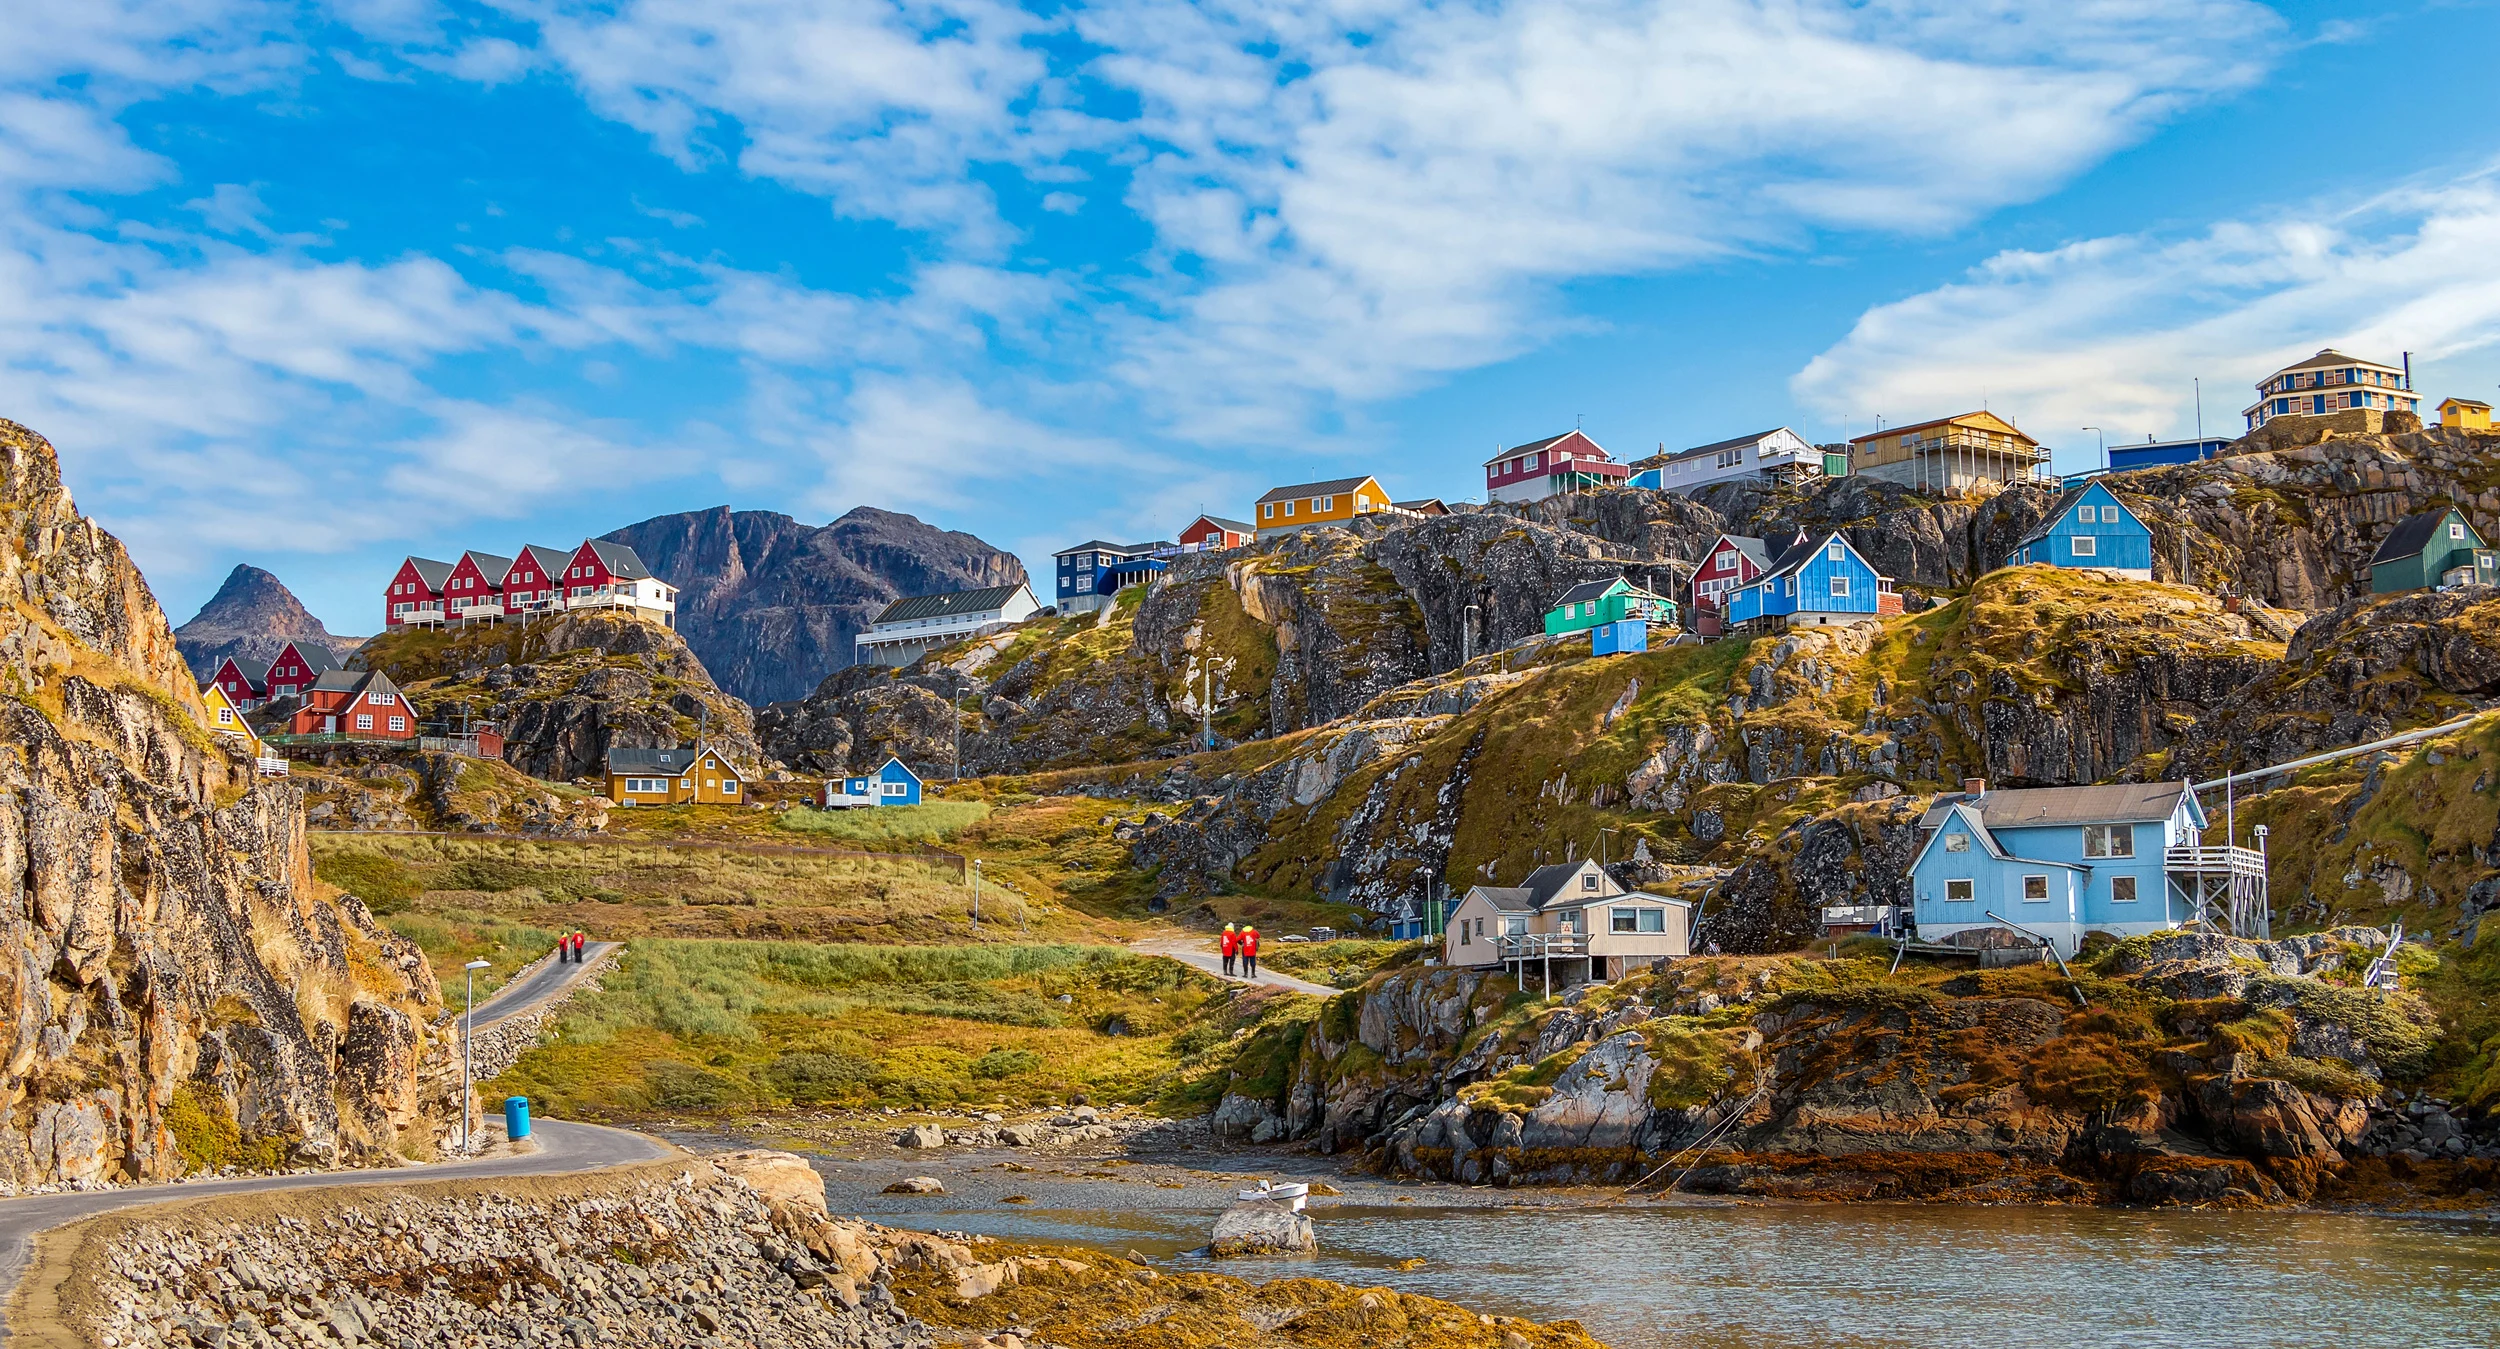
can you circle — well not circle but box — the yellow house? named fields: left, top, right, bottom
left=1847, top=411, right=2045, bottom=491
left=200, top=683, right=267, bottom=759
left=1254, top=475, right=1395, bottom=536
left=604, top=742, right=746, bottom=806
left=2441, top=398, right=2493, bottom=432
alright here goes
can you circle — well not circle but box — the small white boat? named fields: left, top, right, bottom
left=1237, top=1180, right=1309, bottom=1212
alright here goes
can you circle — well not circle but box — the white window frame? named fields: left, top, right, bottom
left=2451, top=522, right=2467, bottom=540
left=721, top=780, right=738, bottom=795
left=1830, top=576, right=1849, bottom=597
left=1826, top=541, right=1844, bottom=561
left=2077, top=505, right=2096, bottom=524
left=2071, top=536, right=2097, bottom=557
left=355, top=714, right=373, bottom=731
left=388, top=716, right=405, bottom=732
left=1945, top=878, right=1974, bottom=901
left=2111, top=876, right=2139, bottom=903
left=216, top=707, right=235, bottom=726
left=2022, top=874, right=2050, bottom=902
left=1283, top=500, right=1295, bottom=517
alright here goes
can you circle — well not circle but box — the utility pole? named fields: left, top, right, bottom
left=1202, top=655, right=1213, bottom=751
left=461, top=959, right=490, bottom=1154
left=971, top=859, right=982, bottom=929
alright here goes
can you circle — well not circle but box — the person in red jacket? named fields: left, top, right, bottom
left=1242, top=925, right=1260, bottom=979
left=1220, top=923, right=1239, bottom=978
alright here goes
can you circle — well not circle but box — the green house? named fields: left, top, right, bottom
left=2369, top=508, right=2495, bottom=593
left=1544, top=578, right=1675, bottom=636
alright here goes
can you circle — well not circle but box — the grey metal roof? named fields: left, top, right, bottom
left=280, top=642, right=340, bottom=674
left=585, top=539, right=653, bottom=581
left=1195, top=516, right=1255, bottom=533
left=308, top=669, right=366, bottom=694
left=1755, top=530, right=1830, bottom=583
left=2369, top=508, right=2477, bottom=566
left=515, top=545, right=572, bottom=580
left=460, top=550, right=515, bottom=582
left=2273, top=348, right=2402, bottom=375
left=1054, top=540, right=1129, bottom=557
left=873, top=584, right=1031, bottom=625
left=1257, top=476, right=1376, bottom=505
left=605, top=744, right=727, bottom=773
left=405, top=557, right=454, bottom=591
left=1917, top=782, right=2190, bottom=830
left=1473, top=886, right=1537, bottom=913
left=1392, top=499, right=1448, bottom=514
left=1662, top=427, right=1796, bottom=464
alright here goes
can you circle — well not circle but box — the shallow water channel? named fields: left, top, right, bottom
left=848, top=1170, right=2500, bottom=1348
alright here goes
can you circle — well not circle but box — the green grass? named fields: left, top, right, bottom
left=775, top=800, right=991, bottom=845
left=384, top=912, right=562, bottom=1002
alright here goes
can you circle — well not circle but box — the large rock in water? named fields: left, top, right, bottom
left=174, top=563, right=360, bottom=681
left=0, top=418, right=461, bottom=1184
left=602, top=504, right=1027, bottom=707
left=1209, top=1198, right=1315, bottom=1256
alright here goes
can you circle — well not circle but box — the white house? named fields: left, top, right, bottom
left=1629, top=427, right=1825, bottom=495
left=1443, top=859, right=1692, bottom=984
left=856, top=582, right=1042, bottom=668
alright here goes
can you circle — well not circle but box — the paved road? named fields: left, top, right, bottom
left=1130, top=937, right=1338, bottom=995
left=467, top=941, right=620, bottom=1029
left=0, top=1119, right=670, bottom=1339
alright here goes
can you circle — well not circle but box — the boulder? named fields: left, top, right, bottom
left=714, top=1149, right=828, bottom=1215
left=1208, top=1199, right=1316, bottom=1257
left=894, top=1124, right=947, bottom=1149
left=882, top=1176, right=946, bottom=1195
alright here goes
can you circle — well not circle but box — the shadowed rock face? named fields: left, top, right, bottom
left=174, top=564, right=358, bottom=679
left=602, top=505, right=1025, bottom=707
left=0, top=419, right=459, bottom=1186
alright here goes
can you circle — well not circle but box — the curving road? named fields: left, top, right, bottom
left=466, top=941, right=621, bottom=1029
left=0, top=1119, right=671, bottom=1339
left=1130, top=936, right=1338, bottom=995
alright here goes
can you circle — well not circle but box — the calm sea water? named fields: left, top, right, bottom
left=886, top=1198, right=2500, bottom=1348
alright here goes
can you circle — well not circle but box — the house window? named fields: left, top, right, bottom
left=679, top=777, right=692, bottom=789
left=355, top=714, right=373, bottom=730
left=2071, top=536, right=2097, bottom=557
left=1826, top=542, right=1844, bottom=561
left=1504, top=917, right=1528, bottom=937
left=2082, top=824, right=2134, bottom=858
left=1526, top=453, right=1540, bottom=470
left=2022, top=875, right=2050, bottom=902
left=1608, top=907, right=1666, bottom=933
left=2111, top=876, right=2139, bottom=903
left=1317, top=495, right=1334, bottom=511
left=1581, top=873, right=1598, bottom=891
left=388, top=716, right=405, bottom=732
left=2451, top=523, right=2466, bottom=540
left=1460, top=922, right=1471, bottom=945
left=1830, top=576, right=1849, bottom=597
left=1945, top=878, right=1974, bottom=901
left=722, top=780, right=738, bottom=795
left=882, top=782, right=907, bottom=797
left=2077, top=505, right=2096, bottom=524
left=1283, top=501, right=1295, bottom=517
left=216, top=707, right=234, bottom=725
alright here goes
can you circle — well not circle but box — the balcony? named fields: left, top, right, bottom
left=1494, top=931, right=1588, bottom=960
left=2165, top=844, right=2266, bottom=878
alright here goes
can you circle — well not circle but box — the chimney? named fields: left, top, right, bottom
left=1962, top=778, right=1987, bottom=798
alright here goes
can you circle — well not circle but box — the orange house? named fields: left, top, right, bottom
left=605, top=741, right=746, bottom=806
left=1254, top=475, right=1395, bottom=537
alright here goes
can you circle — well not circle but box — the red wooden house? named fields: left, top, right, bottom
left=207, top=657, right=267, bottom=707
left=555, top=540, right=675, bottom=624
left=442, top=550, right=513, bottom=624
left=1178, top=515, right=1253, bottom=551
left=287, top=669, right=418, bottom=740
left=383, top=557, right=453, bottom=629
left=262, top=641, right=340, bottom=701
left=500, top=545, right=572, bottom=616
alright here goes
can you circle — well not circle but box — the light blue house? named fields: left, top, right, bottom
left=2008, top=480, right=2154, bottom=580
left=1907, top=781, right=2267, bottom=955
left=821, top=756, right=925, bottom=808
left=1722, top=531, right=1900, bottom=631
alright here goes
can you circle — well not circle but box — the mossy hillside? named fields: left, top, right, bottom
left=496, top=940, right=1244, bottom=1117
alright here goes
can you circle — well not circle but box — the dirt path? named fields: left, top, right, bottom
left=0, top=1120, right=672, bottom=1342
left=468, top=940, right=620, bottom=1028
left=1129, top=936, right=1337, bottom=995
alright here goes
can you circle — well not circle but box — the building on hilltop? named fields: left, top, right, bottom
left=207, top=656, right=268, bottom=708
left=283, top=669, right=416, bottom=741
left=501, top=545, right=573, bottom=616
left=856, top=582, right=1041, bottom=668
left=442, top=550, right=513, bottom=625
left=1847, top=412, right=2046, bottom=491
left=2106, top=435, right=2234, bottom=472
left=2244, top=349, right=2419, bottom=430
left=1908, top=779, right=2266, bottom=956
left=1177, top=515, right=1255, bottom=551
left=1254, top=475, right=1400, bottom=536
left=1483, top=431, right=1628, bottom=504
left=561, top=541, right=676, bottom=625
left=2368, top=507, right=2496, bottom=593
left=606, top=742, right=745, bottom=806
left=2008, top=480, right=2154, bottom=581
left=2441, top=398, right=2493, bottom=432
left=1724, top=532, right=1902, bottom=632
left=1627, top=427, right=1836, bottom=495
left=1688, top=532, right=1780, bottom=628
left=1393, top=497, right=1451, bottom=516
left=386, top=540, right=673, bottom=630
left=1053, top=540, right=1171, bottom=615
left=1543, top=577, right=1674, bottom=645
left=1442, top=859, right=1692, bottom=985
left=382, top=556, right=452, bottom=629
left=820, top=756, right=924, bottom=808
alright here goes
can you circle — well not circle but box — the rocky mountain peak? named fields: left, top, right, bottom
left=175, top=563, right=358, bottom=679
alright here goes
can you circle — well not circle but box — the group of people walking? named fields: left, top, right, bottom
left=557, top=930, right=591, bottom=963
left=1220, top=923, right=1260, bottom=979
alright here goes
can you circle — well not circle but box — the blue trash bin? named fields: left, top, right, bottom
left=504, top=1095, right=532, bottom=1141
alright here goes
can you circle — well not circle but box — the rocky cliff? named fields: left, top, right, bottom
left=355, top=611, right=761, bottom=782
left=0, top=418, right=459, bottom=1186
left=603, top=505, right=1026, bottom=707
left=173, top=563, right=359, bottom=680
left=1214, top=933, right=2491, bottom=1206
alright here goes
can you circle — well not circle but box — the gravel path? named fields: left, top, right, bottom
left=468, top=940, right=621, bottom=1028
left=1128, top=937, right=1337, bottom=995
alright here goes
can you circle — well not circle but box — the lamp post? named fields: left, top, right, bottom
left=461, top=958, right=490, bottom=1154
left=971, top=859, right=982, bottom=930
left=1462, top=604, right=1479, bottom=666
left=2082, top=426, right=2105, bottom=473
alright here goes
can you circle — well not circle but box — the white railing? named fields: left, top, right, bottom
left=1823, top=905, right=1898, bottom=927
left=255, top=756, right=290, bottom=776
left=2165, top=844, right=2266, bottom=877
left=1494, top=931, right=1587, bottom=960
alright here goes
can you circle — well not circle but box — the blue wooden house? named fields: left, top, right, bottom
left=2009, top=480, right=2153, bottom=580
left=1721, top=531, right=1900, bottom=631
left=1907, top=781, right=2266, bottom=955
left=821, top=756, right=925, bottom=808
left=1052, top=540, right=1173, bottom=615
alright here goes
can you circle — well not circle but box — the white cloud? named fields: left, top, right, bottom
left=768, top=372, right=1143, bottom=517
left=1791, top=170, right=2500, bottom=449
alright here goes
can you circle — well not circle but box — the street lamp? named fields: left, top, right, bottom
left=2082, top=426, right=2105, bottom=472
left=462, top=959, right=490, bottom=1154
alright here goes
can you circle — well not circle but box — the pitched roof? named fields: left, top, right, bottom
left=458, top=550, right=515, bottom=582
left=2441, top=397, right=2493, bottom=412
left=1846, top=410, right=2033, bottom=447
left=403, top=556, right=454, bottom=590
left=277, top=642, right=341, bottom=674
left=1256, top=476, right=1377, bottom=505
left=1483, top=430, right=1610, bottom=467
left=873, top=584, right=1033, bottom=625
left=210, top=657, right=269, bottom=687
left=513, top=545, right=572, bottom=580
left=2370, top=508, right=2478, bottom=566
left=2272, top=348, right=2403, bottom=375
left=1916, top=781, right=2195, bottom=831
left=1193, top=515, right=1255, bottom=533
left=1660, top=427, right=1798, bottom=464
left=1708, top=534, right=1772, bottom=569
left=1472, top=885, right=1537, bottom=913
left=1392, top=499, right=1448, bottom=515
left=605, top=743, right=726, bottom=774
left=2014, top=480, right=2142, bottom=548
left=308, top=669, right=366, bottom=694
left=1054, top=539, right=1129, bottom=556
left=1756, top=530, right=1834, bottom=583
left=1553, top=577, right=1664, bottom=608
left=584, top=539, right=654, bottom=581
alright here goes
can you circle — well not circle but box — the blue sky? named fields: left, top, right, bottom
left=9, top=0, right=2499, bottom=637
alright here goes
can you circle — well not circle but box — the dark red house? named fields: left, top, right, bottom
left=442, top=550, right=513, bottom=624
left=262, top=641, right=339, bottom=701
left=500, top=544, right=572, bottom=616
left=207, top=657, right=267, bottom=706
left=1178, top=515, right=1253, bottom=551
left=383, top=556, right=453, bottom=629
